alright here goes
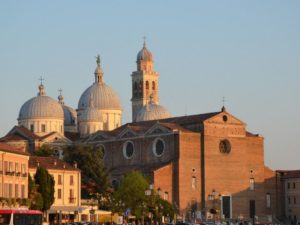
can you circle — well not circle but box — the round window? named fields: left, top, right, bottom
left=219, top=139, right=231, bottom=154
left=123, top=141, right=134, bottom=159
left=153, top=139, right=165, bottom=157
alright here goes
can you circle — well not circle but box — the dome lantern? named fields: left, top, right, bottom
left=94, top=54, right=104, bottom=84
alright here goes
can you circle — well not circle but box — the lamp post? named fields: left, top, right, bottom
left=145, top=184, right=154, bottom=225
left=208, top=189, right=221, bottom=221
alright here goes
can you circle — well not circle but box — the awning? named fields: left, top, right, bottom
left=81, top=208, right=112, bottom=215
left=48, top=206, right=86, bottom=214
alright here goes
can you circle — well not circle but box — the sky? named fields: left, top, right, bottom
left=0, top=1, right=299, bottom=170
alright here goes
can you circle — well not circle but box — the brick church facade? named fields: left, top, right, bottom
left=85, top=109, right=278, bottom=221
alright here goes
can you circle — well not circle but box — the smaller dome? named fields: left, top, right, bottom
left=137, top=41, right=153, bottom=61
left=136, top=102, right=171, bottom=122
left=18, top=85, right=64, bottom=120
left=62, top=105, right=77, bottom=126
left=80, top=107, right=103, bottom=122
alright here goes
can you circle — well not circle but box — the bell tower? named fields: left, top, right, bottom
left=131, top=40, right=160, bottom=122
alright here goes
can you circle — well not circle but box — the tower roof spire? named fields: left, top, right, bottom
left=143, top=36, right=146, bottom=48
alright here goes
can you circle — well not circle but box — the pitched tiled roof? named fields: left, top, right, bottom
left=7, top=125, right=40, bottom=140
left=277, top=170, right=300, bottom=179
left=0, top=143, right=29, bottom=156
left=0, top=134, right=25, bottom=142
left=112, top=112, right=220, bottom=136
left=29, top=156, right=80, bottom=171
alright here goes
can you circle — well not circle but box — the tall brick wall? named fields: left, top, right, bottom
left=178, top=132, right=201, bottom=216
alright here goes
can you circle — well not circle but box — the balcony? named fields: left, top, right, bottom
left=22, top=173, right=27, bottom=177
left=5, top=171, right=15, bottom=176
left=69, top=197, right=76, bottom=204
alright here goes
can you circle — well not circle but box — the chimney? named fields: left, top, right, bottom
left=54, top=160, right=57, bottom=166
left=73, top=161, right=77, bottom=168
left=37, top=161, right=40, bottom=167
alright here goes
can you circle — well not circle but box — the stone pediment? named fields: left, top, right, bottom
left=204, top=111, right=246, bottom=126
left=145, top=123, right=171, bottom=136
left=117, top=127, right=137, bottom=139
left=41, top=132, right=72, bottom=144
left=91, top=134, right=108, bottom=142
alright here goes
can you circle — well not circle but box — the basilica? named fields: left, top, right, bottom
left=0, top=41, right=285, bottom=222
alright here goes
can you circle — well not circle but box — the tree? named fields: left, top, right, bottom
left=34, top=145, right=55, bottom=157
left=112, top=171, right=149, bottom=219
left=28, top=174, right=44, bottom=210
left=34, top=167, right=55, bottom=211
left=63, top=144, right=111, bottom=209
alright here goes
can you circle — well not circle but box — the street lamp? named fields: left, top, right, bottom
left=145, top=184, right=154, bottom=225
left=208, top=189, right=221, bottom=220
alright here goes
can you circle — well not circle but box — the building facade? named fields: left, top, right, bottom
left=85, top=109, right=277, bottom=222
left=0, top=143, right=29, bottom=202
left=29, top=156, right=81, bottom=223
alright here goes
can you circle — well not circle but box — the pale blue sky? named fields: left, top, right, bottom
left=0, top=1, right=299, bottom=170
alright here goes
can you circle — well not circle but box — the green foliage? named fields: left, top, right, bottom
left=112, top=171, right=149, bottom=219
left=158, top=198, right=175, bottom=219
left=64, top=144, right=111, bottom=208
left=28, top=174, right=44, bottom=210
left=34, top=167, right=55, bottom=211
left=34, top=145, right=55, bottom=157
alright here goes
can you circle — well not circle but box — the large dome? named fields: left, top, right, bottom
left=137, top=41, right=153, bottom=61
left=78, top=83, right=122, bottom=111
left=136, top=102, right=171, bottom=122
left=18, top=84, right=64, bottom=120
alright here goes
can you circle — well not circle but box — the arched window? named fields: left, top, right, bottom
left=146, top=81, right=149, bottom=90
left=152, top=81, right=156, bottom=90
left=134, top=82, right=138, bottom=90
left=139, top=81, right=143, bottom=94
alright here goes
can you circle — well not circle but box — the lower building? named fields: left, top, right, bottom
left=29, top=156, right=82, bottom=223
left=0, top=143, right=29, bottom=206
left=275, top=170, right=300, bottom=224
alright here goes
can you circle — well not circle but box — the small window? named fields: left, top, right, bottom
left=152, top=81, right=156, bottom=90
left=164, top=192, right=169, bottom=201
left=70, top=175, right=74, bottom=185
left=58, top=175, right=62, bottom=185
left=288, top=196, right=291, bottom=205
left=21, top=185, right=25, bottom=198
left=41, top=124, right=46, bottom=132
left=192, top=176, right=196, bottom=189
left=15, top=184, right=19, bottom=198
left=58, top=189, right=62, bottom=199
left=293, top=182, right=296, bottom=189
left=250, top=178, right=255, bottom=191
left=288, top=182, right=290, bottom=189
left=30, top=124, right=34, bottom=132
left=266, top=193, right=271, bottom=208
left=146, top=81, right=149, bottom=90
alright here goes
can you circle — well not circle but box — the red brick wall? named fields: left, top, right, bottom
left=178, top=132, right=201, bottom=215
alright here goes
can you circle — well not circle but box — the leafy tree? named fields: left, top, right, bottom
left=34, top=167, right=55, bottom=211
left=112, top=171, right=149, bottom=219
left=34, top=145, right=55, bottom=157
left=28, top=174, right=43, bottom=210
left=63, top=144, right=111, bottom=209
